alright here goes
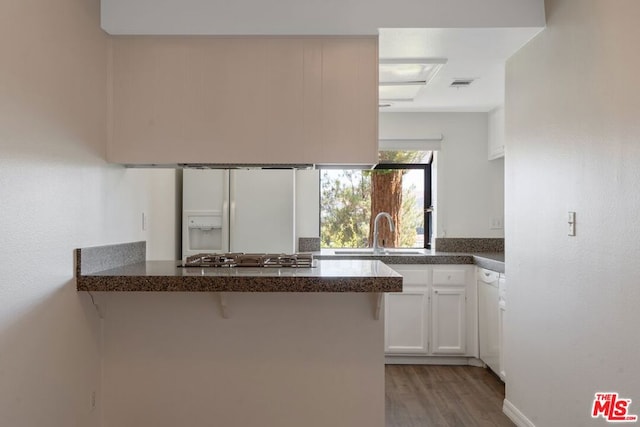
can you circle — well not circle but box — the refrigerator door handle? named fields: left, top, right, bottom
left=228, top=200, right=235, bottom=251
left=222, top=199, right=230, bottom=253
left=224, top=170, right=232, bottom=253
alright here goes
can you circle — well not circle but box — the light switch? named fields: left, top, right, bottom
left=568, top=211, right=576, bottom=236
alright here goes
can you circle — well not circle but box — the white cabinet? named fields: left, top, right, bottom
left=431, top=266, right=476, bottom=356
left=431, top=286, right=466, bottom=354
left=384, top=267, right=429, bottom=354
left=384, top=292, right=429, bottom=354
left=384, top=265, right=476, bottom=359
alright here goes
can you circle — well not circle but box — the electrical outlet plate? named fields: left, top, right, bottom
left=490, top=217, right=504, bottom=230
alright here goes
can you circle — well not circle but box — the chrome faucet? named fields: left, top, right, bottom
left=372, top=212, right=395, bottom=254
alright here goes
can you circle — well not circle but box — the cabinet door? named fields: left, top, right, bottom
left=319, top=38, right=378, bottom=165
left=433, top=265, right=476, bottom=356
left=384, top=291, right=429, bottom=354
left=109, top=37, right=306, bottom=164
left=430, top=286, right=466, bottom=354
left=384, top=266, right=430, bottom=355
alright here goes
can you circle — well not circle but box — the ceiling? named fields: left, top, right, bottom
left=378, top=28, right=543, bottom=113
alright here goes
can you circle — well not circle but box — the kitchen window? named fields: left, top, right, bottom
left=320, top=151, right=432, bottom=249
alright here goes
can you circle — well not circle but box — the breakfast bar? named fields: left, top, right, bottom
left=76, top=241, right=401, bottom=427
left=77, top=258, right=402, bottom=293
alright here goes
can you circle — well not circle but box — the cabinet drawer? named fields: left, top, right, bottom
left=390, top=265, right=429, bottom=287
left=432, top=269, right=467, bottom=285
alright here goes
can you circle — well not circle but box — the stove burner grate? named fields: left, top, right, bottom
left=183, top=252, right=314, bottom=268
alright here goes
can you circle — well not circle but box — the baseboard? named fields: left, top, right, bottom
left=503, top=399, right=536, bottom=427
left=385, top=356, right=482, bottom=366
left=467, top=358, right=485, bottom=368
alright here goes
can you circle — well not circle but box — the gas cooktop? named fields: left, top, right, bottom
left=182, top=252, right=314, bottom=268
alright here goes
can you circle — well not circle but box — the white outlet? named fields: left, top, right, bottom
left=90, top=391, right=96, bottom=412
left=142, top=212, right=148, bottom=231
left=490, top=217, right=504, bottom=230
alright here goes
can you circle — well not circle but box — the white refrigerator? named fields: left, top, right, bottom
left=182, top=169, right=296, bottom=257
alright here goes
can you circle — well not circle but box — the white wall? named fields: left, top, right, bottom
left=380, top=112, right=505, bottom=239
left=488, top=106, right=506, bottom=159
left=125, top=169, right=179, bottom=260
left=504, top=1, right=640, bottom=425
left=101, top=0, right=545, bottom=35
left=0, top=1, right=177, bottom=426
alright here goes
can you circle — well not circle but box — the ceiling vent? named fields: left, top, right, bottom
left=450, top=78, right=475, bottom=88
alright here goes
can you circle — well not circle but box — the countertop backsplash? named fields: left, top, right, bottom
left=435, top=238, right=504, bottom=253
left=298, top=237, right=321, bottom=252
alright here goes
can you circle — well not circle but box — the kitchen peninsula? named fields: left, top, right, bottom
left=76, top=243, right=402, bottom=293
left=76, top=241, right=401, bottom=427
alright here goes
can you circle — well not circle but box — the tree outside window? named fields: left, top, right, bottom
left=321, top=151, right=431, bottom=249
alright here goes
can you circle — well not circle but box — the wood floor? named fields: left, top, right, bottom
left=386, top=365, right=514, bottom=427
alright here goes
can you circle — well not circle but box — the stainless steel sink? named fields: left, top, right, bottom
left=335, top=249, right=424, bottom=255
left=383, top=250, right=424, bottom=255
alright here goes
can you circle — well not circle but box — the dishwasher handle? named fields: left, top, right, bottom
left=477, top=268, right=500, bottom=283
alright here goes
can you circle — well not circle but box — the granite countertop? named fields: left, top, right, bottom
left=75, top=241, right=505, bottom=294
left=76, top=259, right=403, bottom=292
left=471, top=253, right=505, bottom=273
left=316, top=249, right=474, bottom=264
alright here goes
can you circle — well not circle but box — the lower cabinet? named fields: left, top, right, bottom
left=431, top=286, right=466, bottom=354
left=384, top=267, right=429, bottom=354
left=385, top=265, right=476, bottom=359
left=384, top=290, right=429, bottom=354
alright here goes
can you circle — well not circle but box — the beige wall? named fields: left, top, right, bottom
left=0, top=1, right=177, bottom=426
left=100, top=292, right=384, bottom=427
left=505, top=0, right=640, bottom=425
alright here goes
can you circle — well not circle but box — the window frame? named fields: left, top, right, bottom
left=373, top=161, right=432, bottom=250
